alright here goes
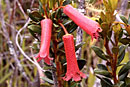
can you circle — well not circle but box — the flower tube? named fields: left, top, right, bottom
left=63, top=5, right=102, bottom=40
left=63, top=34, right=86, bottom=81
left=35, top=19, right=53, bottom=65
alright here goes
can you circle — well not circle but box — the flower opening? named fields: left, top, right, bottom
left=63, top=5, right=102, bottom=40
left=35, top=19, right=53, bottom=65
left=63, top=34, right=86, bottom=81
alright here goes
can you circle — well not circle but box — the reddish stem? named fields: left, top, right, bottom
left=52, top=36, right=63, bottom=87
left=59, top=23, right=68, bottom=34
left=43, top=5, right=49, bottom=18
left=104, top=37, right=118, bottom=84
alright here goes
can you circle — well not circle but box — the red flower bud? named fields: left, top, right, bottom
left=63, top=5, right=102, bottom=40
left=35, top=19, right=53, bottom=65
left=63, top=34, right=86, bottom=81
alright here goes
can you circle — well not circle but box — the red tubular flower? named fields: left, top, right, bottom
left=63, top=5, right=102, bottom=40
left=63, top=34, right=86, bottom=81
left=35, top=19, right=53, bottom=65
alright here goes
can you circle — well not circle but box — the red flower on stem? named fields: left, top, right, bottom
left=63, top=5, right=102, bottom=40
left=62, top=34, right=86, bottom=81
left=35, top=19, right=53, bottom=65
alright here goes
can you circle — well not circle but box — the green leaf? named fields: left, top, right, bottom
left=39, top=0, right=44, bottom=15
left=27, top=9, right=43, bottom=22
left=118, top=61, right=130, bottom=76
left=45, top=71, right=53, bottom=80
left=115, top=81, right=124, bottom=87
left=125, top=77, right=130, bottom=86
left=91, top=46, right=107, bottom=60
left=28, top=29, right=39, bottom=40
left=40, top=77, right=54, bottom=84
left=75, top=42, right=85, bottom=51
left=96, top=76, right=113, bottom=87
left=63, top=0, right=71, bottom=6
left=94, top=69, right=111, bottom=78
left=97, top=64, right=108, bottom=71
left=119, top=71, right=128, bottom=81
left=118, top=45, right=128, bottom=65
left=119, top=38, right=130, bottom=45
left=27, top=25, right=41, bottom=34
left=120, top=16, right=128, bottom=24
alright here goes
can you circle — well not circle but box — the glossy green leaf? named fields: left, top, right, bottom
left=28, top=29, right=39, bottom=40
left=118, top=45, right=128, bottom=65
left=40, top=77, right=54, bottom=84
left=75, top=42, right=85, bottom=51
left=45, top=71, right=53, bottom=80
left=119, top=38, right=130, bottom=45
left=119, top=71, right=128, bottom=81
left=94, top=69, right=111, bottom=78
left=27, top=25, right=41, bottom=34
left=120, top=16, right=128, bottom=24
left=97, top=64, right=108, bottom=71
left=96, top=76, right=113, bottom=87
left=118, top=61, right=130, bottom=76
left=114, top=81, right=124, bottom=87
left=39, top=0, right=44, bottom=15
left=91, top=46, right=107, bottom=60
left=63, top=0, right=71, bottom=6
left=27, top=9, right=43, bottom=22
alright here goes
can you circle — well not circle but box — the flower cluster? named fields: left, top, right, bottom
left=35, top=4, right=102, bottom=81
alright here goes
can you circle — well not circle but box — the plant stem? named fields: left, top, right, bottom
left=52, top=35, right=63, bottom=87
left=113, top=54, right=118, bottom=84
left=59, top=23, right=68, bottom=34
left=42, top=5, right=48, bottom=18
left=104, top=37, right=118, bottom=84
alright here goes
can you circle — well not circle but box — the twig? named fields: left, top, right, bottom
left=30, top=0, right=35, bottom=9
left=16, top=0, right=27, bottom=19
left=15, top=18, right=45, bottom=72
left=5, top=0, right=11, bottom=19
left=0, top=0, right=30, bottom=82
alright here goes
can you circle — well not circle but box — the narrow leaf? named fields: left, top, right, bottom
left=118, top=61, right=130, bottom=76
left=120, top=16, right=128, bottom=24
left=91, top=46, right=107, bottom=60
